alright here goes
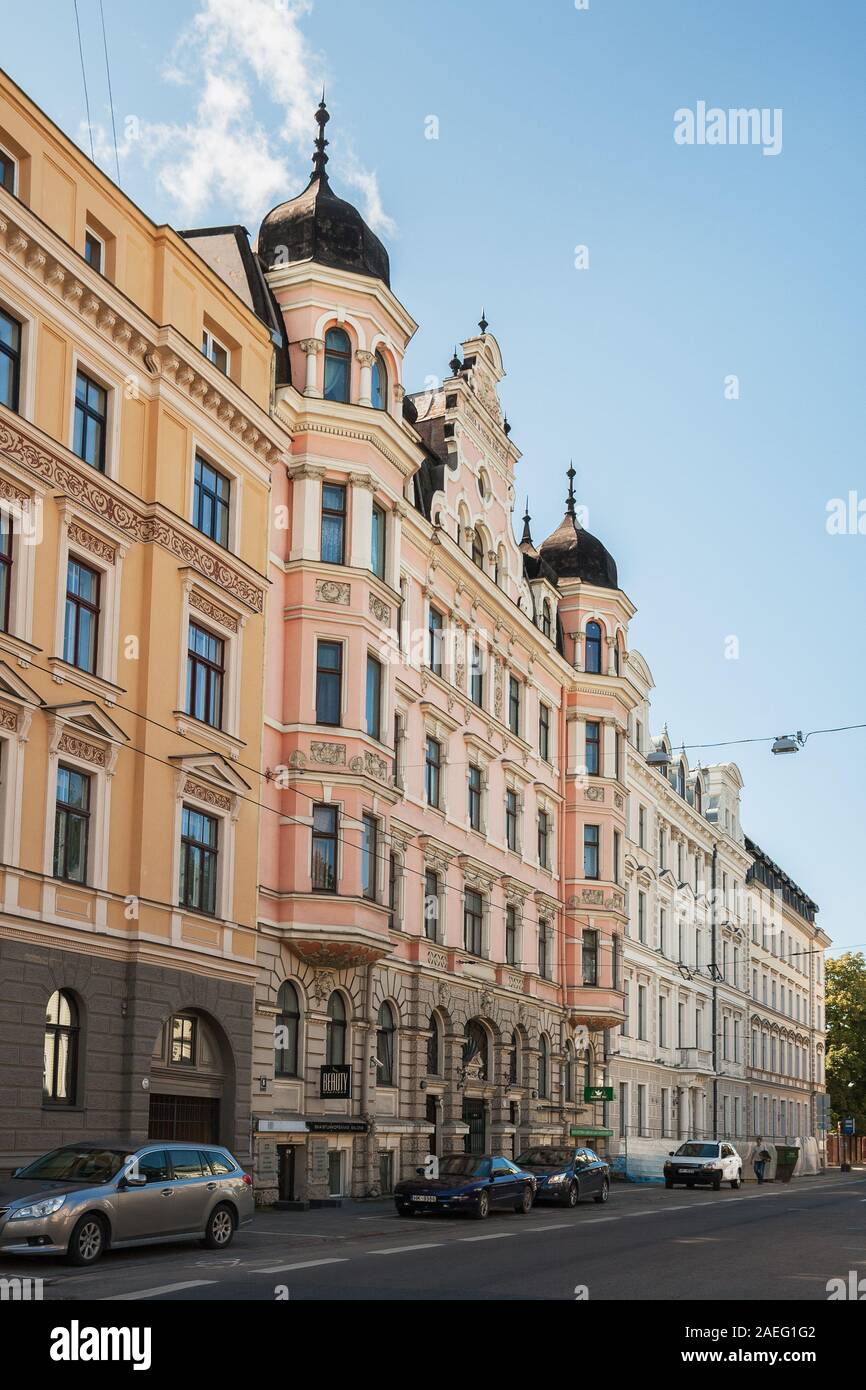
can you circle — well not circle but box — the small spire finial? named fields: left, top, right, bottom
left=449, top=345, right=462, bottom=375
left=520, top=497, right=533, bottom=545
left=479, top=307, right=489, bottom=335
left=311, top=96, right=330, bottom=182
left=566, top=460, right=576, bottom=518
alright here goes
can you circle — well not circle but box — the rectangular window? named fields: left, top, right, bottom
left=538, top=809, right=550, bottom=868
left=321, top=483, right=346, bottom=564
left=658, top=825, right=666, bottom=869
left=583, top=824, right=600, bottom=879
left=638, top=985, right=647, bottom=1040
left=583, top=929, right=598, bottom=986
left=470, top=643, right=483, bottom=706
left=0, top=307, right=21, bottom=412
left=428, top=606, right=443, bottom=676
left=0, top=511, right=12, bottom=633
left=638, top=804, right=646, bottom=848
left=53, top=765, right=90, bottom=883
left=613, top=828, right=621, bottom=884
left=371, top=503, right=386, bottom=579
left=539, top=702, right=550, bottom=761
left=464, top=888, right=483, bottom=956
left=171, top=1016, right=197, bottom=1066
left=63, top=557, right=100, bottom=673
left=311, top=803, right=338, bottom=891
left=365, top=654, right=382, bottom=741
left=362, top=812, right=378, bottom=901
left=186, top=623, right=224, bottom=728
left=505, top=903, right=517, bottom=965
left=638, top=1084, right=647, bottom=1136
left=508, top=676, right=520, bottom=735
left=505, top=788, right=518, bottom=851
left=316, top=640, right=342, bottom=725
left=202, top=328, right=229, bottom=375
left=193, top=455, right=231, bottom=547
left=615, top=731, right=623, bottom=781
left=0, top=148, right=16, bottom=193
left=637, top=890, right=646, bottom=943
left=424, top=869, right=439, bottom=940
left=425, top=736, right=441, bottom=808
left=658, top=995, right=667, bottom=1047
left=622, top=981, right=630, bottom=1036
left=179, top=805, right=218, bottom=914
left=678, top=1001, right=685, bottom=1047
left=84, top=229, right=104, bottom=273
left=659, top=907, right=667, bottom=957
left=538, top=920, right=552, bottom=980
left=468, top=763, right=482, bottom=831
left=585, top=720, right=600, bottom=775
left=73, top=369, right=107, bottom=472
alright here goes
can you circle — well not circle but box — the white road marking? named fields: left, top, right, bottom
left=461, top=1232, right=516, bottom=1242
left=582, top=1217, right=617, bottom=1224
left=368, top=1244, right=442, bottom=1255
left=107, top=1280, right=216, bottom=1301
left=257, top=1257, right=349, bottom=1274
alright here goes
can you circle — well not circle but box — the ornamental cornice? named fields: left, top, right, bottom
left=288, top=417, right=411, bottom=475
left=0, top=199, right=285, bottom=467
left=0, top=411, right=265, bottom=613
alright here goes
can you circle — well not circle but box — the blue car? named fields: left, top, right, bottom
left=394, top=1153, right=536, bottom=1220
left=516, top=1146, right=610, bottom=1207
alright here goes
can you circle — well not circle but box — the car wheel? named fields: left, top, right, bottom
left=515, top=1185, right=534, bottom=1214
left=65, top=1213, right=107, bottom=1266
left=566, top=1180, right=580, bottom=1208
left=664, top=1178, right=674, bottom=1189
left=712, top=1178, right=722, bottom=1192
left=202, top=1203, right=235, bottom=1249
left=731, top=1175, right=742, bottom=1190
left=593, top=1179, right=610, bottom=1205
left=473, top=1189, right=490, bottom=1220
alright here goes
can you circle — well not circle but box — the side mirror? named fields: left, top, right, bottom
left=416, top=1167, right=426, bottom=1176
left=668, top=1151, right=675, bottom=1157
left=121, top=1172, right=147, bottom=1188
left=11, top=1167, right=21, bottom=1178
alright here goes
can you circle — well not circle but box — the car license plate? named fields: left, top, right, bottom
left=412, top=1194, right=436, bottom=1202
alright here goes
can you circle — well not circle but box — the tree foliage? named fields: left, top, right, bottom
left=825, top=952, right=866, bottom=1127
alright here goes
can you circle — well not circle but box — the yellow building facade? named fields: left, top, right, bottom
left=0, top=71, right=286, bottom=1167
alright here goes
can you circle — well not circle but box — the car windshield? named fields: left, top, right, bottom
left=437, top=1156, right=488, bottom=1178
left=14, top=1147, right=129, bottom=1183
left=675, top=1143, right=719, bottom=1159
left=517, top=1148, right=574, bottom=1167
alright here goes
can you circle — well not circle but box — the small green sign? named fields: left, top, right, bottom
left=584, top=1086, right=614, bottom=1103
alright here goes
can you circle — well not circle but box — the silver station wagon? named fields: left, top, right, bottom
left=0, top=1141, right=254, bottom=1264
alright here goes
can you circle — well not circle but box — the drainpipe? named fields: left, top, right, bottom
left=360, top=962, right=378, bottom=1196
left=717, top=839, right=722, bottom=1134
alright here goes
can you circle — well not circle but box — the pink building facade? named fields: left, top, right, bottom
left=250, top=106, right=633, bottom=1201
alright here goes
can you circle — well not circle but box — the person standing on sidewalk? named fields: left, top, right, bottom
left=753, top=1139, right=770, bottom=1184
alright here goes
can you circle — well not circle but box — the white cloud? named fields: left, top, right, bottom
left=96, top=0, right=398, bottom=234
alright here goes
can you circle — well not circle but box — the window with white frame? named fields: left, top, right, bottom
left=202, top=327, right=230, bottom=375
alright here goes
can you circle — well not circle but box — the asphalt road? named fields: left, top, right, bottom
left=5, top=1169, right=865, bottom=1302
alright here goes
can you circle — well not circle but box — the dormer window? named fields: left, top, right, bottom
left=471, top=530, right=484, bottom=570
left=324, top=327, right=351, bottom=403
left=585, top=621, right=602, bottom=673
left=695, top=780, right=702, bottom=814
left=541, top=599, right=552, bottom=639
left=371, top=351, right=388, bottom=410
left=202, top=328, right=229, bottom=375
left=0, top=147, right=16, bottom=194
left=677, top=762, right=686, bottom=798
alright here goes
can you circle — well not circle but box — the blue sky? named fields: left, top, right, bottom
left=3, top=0, right=864, bottom=951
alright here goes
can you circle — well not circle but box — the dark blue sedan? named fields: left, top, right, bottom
left=394, top=1153, right=536, bottom=1220
left=516, top=1146, right=610, bottom=1207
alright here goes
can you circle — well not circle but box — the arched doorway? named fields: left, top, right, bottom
left=148, top=1009, right=234, bottom=1145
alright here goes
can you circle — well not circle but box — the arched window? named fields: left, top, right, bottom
left=471, top=530, right=484, bottom=570
left=463, top=1019, right=489, bottom=1081
left=377, top=1001, right=396, bottom=1086
left=564, top=1040, right=575, bottom=1103
left=426, top=1014, right=441, bottom=1076
left=538, top=1034, right=549, bottom=1099
left=43, top=989, right=79, bottom=1104
left=371, top=350, right=388, bottom=410
left=275, top=981, right=300, bottom=1078
left=585, top=621, right=602, bottom=674
left=541, top=600, right=552, bottom=639
left=323, top=327, right=351, bottom=403
left=326, top=991, right=347, bottom=1065
left=677, top=761, right=686, bottom=797
left=613, top=641, right=621, bottom=675
left=694, top=779, right=702, bottom=814
left=508, top=1030, right=519, bottom=1085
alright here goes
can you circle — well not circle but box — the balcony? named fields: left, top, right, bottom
left=565, top=985, right=625, bottom=1030
left=675, top=1048, right=713, bottom=1074
left=271, top=892, right=393, bottom=968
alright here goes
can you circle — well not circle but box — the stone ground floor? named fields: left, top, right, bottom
left=251, top=941, right=616, bottom=1202
left=0, top=936, right=253, bottom=1173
